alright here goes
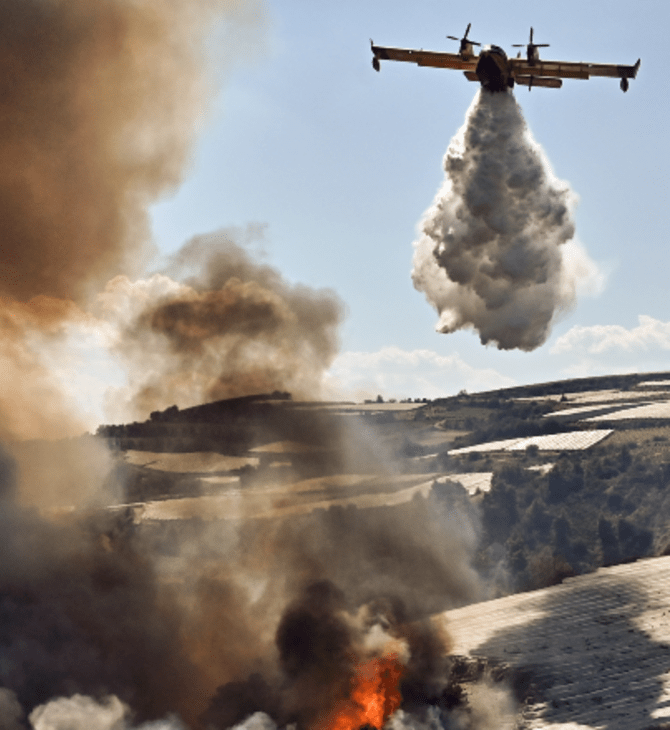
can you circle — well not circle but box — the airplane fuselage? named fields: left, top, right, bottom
left=475, top=45, right=514, bottom=92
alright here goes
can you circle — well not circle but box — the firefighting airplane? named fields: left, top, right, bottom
left=370, top=25, right=640, bottom=92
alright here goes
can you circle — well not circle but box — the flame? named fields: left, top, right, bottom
left=319, top=655, right=403, bottom=730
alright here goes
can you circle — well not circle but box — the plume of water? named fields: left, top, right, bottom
left=412, top=90, right=600, bottom=351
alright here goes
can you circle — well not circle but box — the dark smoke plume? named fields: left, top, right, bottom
left=102, top=230, right=344, bottom=421
left=173, top=482, right=485, bottom=728
left=204, top=572, right=512, bottom=730
left=412, top=90, right=600, bottom=351
left=0, top=448, right=204, bottom=727
left=264, top=482, right=483, bottom=618
left=0, top=468, right=502, bottom=730
left=203, top=579, right=456, bottom=730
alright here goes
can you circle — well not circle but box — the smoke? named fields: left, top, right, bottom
left=0, top=4, right=518, bottom=730
left=0, top=431, right=501, bottom=730
left=0, top=0, right=266, bottom=305
left=263, top=481, right=484, bottom=617
left=28, top=694, right=186, bottom=730
left=202, top=578, right=453, bottom=730
left=0, top=468, right=202, bottom=725
left=199, top=572, right=514, bottom=730
left=412, top=89, right=601, bottom=351
left=0, top=688, right=23, bottom=730
left=99, top=229, right=344, bottom=421
left=0, top=0, right=268, bottom=441
left=161, top=479, right=488, bottom=729
left=0, top=297, right=89, bottom=440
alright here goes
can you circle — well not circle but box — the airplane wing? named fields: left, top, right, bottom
left=509, top=57, right=641, bottom=82
left=371, top=44, right=478, bottom=72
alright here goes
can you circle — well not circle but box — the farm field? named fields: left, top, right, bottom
left=448, top=429, right=614, bottom=454
left=586, top=400, right=670, bottom=421
left=517, top=388, right=670, bottom=404
left=99, top=369, right=670, bottom=594
left=123, top=451, right=259, bottom=473
left=129, top=474, right=438, bottom=522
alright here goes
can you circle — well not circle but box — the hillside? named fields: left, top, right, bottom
left=440, top=555, right=670, bottom=729
left=61, top=371, right=670, bottom=729
left=78, top=371, right=670, bottom=607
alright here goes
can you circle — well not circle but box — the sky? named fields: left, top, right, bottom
left=145, top=0, right=668, bottom=403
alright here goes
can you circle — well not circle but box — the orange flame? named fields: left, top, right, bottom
left=319, top=655, right=403, bottom=730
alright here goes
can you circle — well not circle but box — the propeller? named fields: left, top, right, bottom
left=512, top=27, right=549, bottom=50
left=447, top=23, right=481, bottom=52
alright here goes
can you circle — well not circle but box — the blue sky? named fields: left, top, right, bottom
left=149, top=0, right=669, bottom=401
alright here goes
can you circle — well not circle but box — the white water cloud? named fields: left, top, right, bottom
left=325, top=346, right=515, bottom=401
left=552, top=315, right=670, bottom=355
left=412, top=90, right=602, bottom=352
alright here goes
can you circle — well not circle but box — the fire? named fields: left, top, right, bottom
left=319, top=655, right=404, bottom=730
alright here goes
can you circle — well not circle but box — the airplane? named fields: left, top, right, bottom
left=370, top=25, right=640, bottom=93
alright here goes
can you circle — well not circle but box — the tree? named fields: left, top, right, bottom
left=548, top=458, right=584, bottom=503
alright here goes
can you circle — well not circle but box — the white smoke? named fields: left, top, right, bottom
left=412, top=89, right=601, bottom=351
left=386, top=707, right=444, bottom=730
left=462, top=680, right=517, bottom=730
left=229, top=712, right=279, bottom=730
left=28, top=695, right=186, bottom=730
left=387, top=680, right=516, bottom=730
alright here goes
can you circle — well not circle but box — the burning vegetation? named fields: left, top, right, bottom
left=0, top=428, right=510, bottom=730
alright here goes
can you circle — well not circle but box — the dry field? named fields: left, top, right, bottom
left=437, top=473, right=493, bottom=495
left=543, top=401, right=652, bottom=419
left=123, top=451, right=259, bottom=473
left=448, top=430, right=614, bottom=455
left=521, top=388, right=670, bottom=405
left=586, top=400, right=670, bottom=421
left=127, top=473, right=438, bottom=522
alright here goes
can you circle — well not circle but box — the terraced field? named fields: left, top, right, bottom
left=439, top=556, right=670, bottom=730
left=123, top=451, right=259, bottom=472
left=587, top=400, right=670, bottom=421
left=448, top=430, right=614, bottom=455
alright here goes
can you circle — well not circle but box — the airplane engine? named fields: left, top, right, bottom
left=620, top=77, right=629, bottom=92
left=372, top=57, right=380, bottom=72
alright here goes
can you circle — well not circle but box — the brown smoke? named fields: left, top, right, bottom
left=106, top=230, right=344, bottom=421
left=170, top=480, right=483, bottom=728
left=0, top=449, right=489, bottom=730
left=0, top=0, right=268, bottom=441
left=263, top=481, right=483, bottom=618
left=0, top=0, right=261, bottom=304
left=0, top=296, right=87, bottom=440
left=200, top=568, right=503, bottom=730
